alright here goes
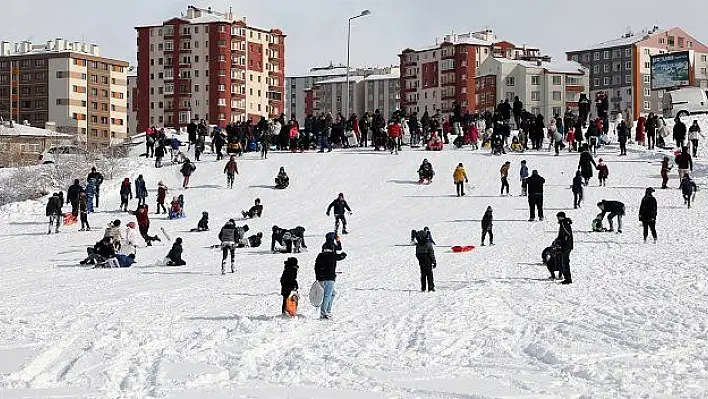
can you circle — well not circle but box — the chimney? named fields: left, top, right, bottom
left=46, top=40, right=53, bottom=51
left=0, top=42, right=9, bottom=56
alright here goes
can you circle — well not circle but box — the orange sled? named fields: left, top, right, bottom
left=451, top=245, right=475, bottom=253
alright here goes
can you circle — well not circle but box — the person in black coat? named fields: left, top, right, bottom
left=67, top=179, right=83, bottom=217
left=271, top=225, right=307, bottom=253
left=555, top=212, right=574, bottom=284
left=616, top=120, right=629, bottom=155
left=578, top=94, right=590, bottom=123
left=280, top=257, right=299, bottom=314
left=413, top=227, right=436, bottom=292
left=166, top=238, right=186, bottom=266
left=578, top=145, right=597, bottom=185
left=46, top=193, right=63, bottom=234
left=526, top=170, right=545, bottom=221
left=190, top=211, right=209, bottom=232
left=481, top=206, right=494, bottom=246
left=326, top=193, right=352, bottom=235
left=242, top=198, right=264, bottom=218
left=315, top=239, right=347, bottom=320
left=512, top=96, right=523, bottom=129
left=673, top=117, right=687, bottom=148
left=80, top=237, right=116, bottom=265
left=597, top=200, right=625, bottom=233
left=638, top=187, right=658, bottom=243
left=572, top=171, right=584, bottom=209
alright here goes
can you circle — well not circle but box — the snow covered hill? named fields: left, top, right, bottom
left=1, top=139, right=707, bottom=398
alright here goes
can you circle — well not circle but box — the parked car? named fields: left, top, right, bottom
left=662, top=87, right=708, bottom=119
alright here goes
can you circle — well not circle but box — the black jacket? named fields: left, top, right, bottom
left=638, top=195, right=657, bottom=222
left=526, top=174, right=545, bottom=195
left=67, top=183, right=82, bottom=202
left=572, top=175, right=584, bottom=193
left=675, top=151, right=693, bottom=170
left=481, top=210, right=493, bottom=230
left=248, top=204, right=263, bottom=217
left=94, top=240, right=116, bottom=259
left=87, top=171, right=104, bottom=185
left=327, top=199, right=351, bottom=215
left=197, top=215, right=209, bottom=230
left=600, top=200, right=625, bottom=215
left=219, top=223, right=237, bottom=243
left=271, top=226, right=306, bottom=250
left=314, top=250, right=347, bottom=281
left=167, top=243, right=183, bottom=263
left=280, top=262, right=299, bottom=296
left=674, top=121, right=687, bottom=141
left=46, top=195, right=63, bottom=216
left=556, top=218, right=574, bottom=251
left=579, top=151, right=597, bottom=178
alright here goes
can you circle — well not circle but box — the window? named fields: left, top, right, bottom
left=531, top=91, right=540, bottom=101
left=594, top=52, right=600, bottom=61
left=614, top=76, right=621, bottom=85
left=505, top=77, right=515, bottom=86
left=552, top=91, right=562, bottom=101
left=625, top=75, right=632, bottom=84
left=218, top=84, right=225, bottom=92
left=644, top=61, right=651, bottom=69
left=667, top=36, right=675, bottom=46
left=603, top=77, right=610, bottom=86
left=593, top=65, right=599, bottom=74
left=552, top=76, right=561, bottom=85
left=644, top=88, right=651, bottom=97
left=603, top=64, right=610, bottom=73
left=530, top=76, right=540, bottom=85
left=644, top=101, right=651, bottom=110
left=625, top=48, right=631, bottom=57
left=603, top=50, right=610, bottom=60
left=625, top=61, right=632, bottom=70
left=571, top=55, right=578, bottom=62
left=217, top=98, right=226, bottom=106
left=644, top=75, right=651, bottom=84
left=614, top=62, right=621, bottom=72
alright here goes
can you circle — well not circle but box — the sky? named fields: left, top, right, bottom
left=3, top=0, right=708, bottom=75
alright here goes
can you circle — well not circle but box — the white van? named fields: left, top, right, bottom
left=662, top=87, right=708, bottom=118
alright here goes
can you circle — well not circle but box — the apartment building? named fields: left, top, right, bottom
left=399, top=30, right=542, bottom=116
left=0, top=121, right=72, bottom=167
left=476, top=58, right=589, bottom=122
left=134, top=6, right=286, bottom=133
left=0, top=39, right=128, bottom=147
left=126, top=67, right=138, bottom=136
left=309, top=66, right=400, bottom=118
left=566, top=26, right=708, bottom=120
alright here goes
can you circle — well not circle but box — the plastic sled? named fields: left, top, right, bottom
left=285, top=291, right=299, bottom=317
left=63, top=213, right=77, bottom=225
left=309, top=281, right=324, bottom=307
left=451, top=245, right=475, bottom=253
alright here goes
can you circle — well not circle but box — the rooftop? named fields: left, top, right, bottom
left=0, top=122, right=72, bottom=139
left=569, top=27, right=665, bottom=52
left=493, top=58, right=587, bottom=74
left=0, top=38, right=101, bottom=57
left=315, top=76, right=365, bottom=85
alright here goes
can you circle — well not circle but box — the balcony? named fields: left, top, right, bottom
left=566, top=85, right=585, bottom=93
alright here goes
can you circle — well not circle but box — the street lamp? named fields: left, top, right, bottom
left=345, top=9, right=372, bottom=118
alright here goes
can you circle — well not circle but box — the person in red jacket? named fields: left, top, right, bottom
left=156, top=181, right=168, bottom=214
left=129, top=204, right=161, bottom=246
left=387, top=122, right=402, bottom=154
left=636, top=116, right=646, bottom=146
left=223, top=156, right=239, bottom=189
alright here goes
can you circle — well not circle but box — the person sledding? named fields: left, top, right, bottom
left=241, top=198, right=263, bottom=219
left=190, top=211, right=209, bottom=232
left=426, top=132, right=443, bottom=151
left=165, top=238, right=186, bottom=266
left=280, top=257, right=299, bottom=315
left=80, top=237, right=116, bottom=265
left=271, top=225, right=307, bottom=253
left=168, top=195, right=185, bottom=219
left=275, top=167, right=289, bottom=189
left=418, top=159, right=435, bottom=184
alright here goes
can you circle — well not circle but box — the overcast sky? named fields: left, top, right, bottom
left=3, top=0, right=707, bottom=74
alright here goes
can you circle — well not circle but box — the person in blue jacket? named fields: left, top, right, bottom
left=135, top=175, right=148, bottom=206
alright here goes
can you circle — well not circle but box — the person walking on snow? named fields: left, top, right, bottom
left=180, top=159, right=196, bottom=189
left=78, top=191, right=90, bottom=231
left=129, top=204, right=161, bottom=246
left=674, top=117, right=687, bottom=148
left=119, top=178, right=132, bottom=212
left=675, top=146, right=693, bottom=183
left=680, top=173, right=698, bottom=208
left=578, top=144, right=597, bottom=185
left=413, top=227, right=436, bottom=292
left=596, top=158, right=609, bottom=187
left=453, top=163, right=469, bottom=197
left=218, top=219, right=238, bottom=274
left=223, top=156, right=239, bottom=189
left=527, top=170, right=545, bottom=221
left=617, top=120, right=629, bottom=156
left=520, top=160, right=529, bottom=196
left=135, top=175, right=148, bottom=206
left=67, top=179, right=83, bottom=217
left=326, top=193, right=352, bottom=235
left=572, top=171, right=584, bottom=209
left=689, top=120, right=704, bottom=157
left=500, top=161, right=511, bottom=196
left=597, top=200, right=625, bottom=233
left=45, top=193, right=63, bottom=234
left=85, top=178, right=96, bottom=213
left=87, top=167, right=104, bottom=208
left=638, top=187, right=658, bottom=243
left=156, top=181, right=168, bottom=214
left=555, top=212, right=574, bottom=284
left=661, top=156, right=672, bottom=189
left=314, top=234, right=347, bottom=320
left=481, top=206, right=494, bottom=246
left=280, top=257, right=299, bottom=314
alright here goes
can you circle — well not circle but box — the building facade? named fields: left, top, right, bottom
left=0, top=121, right=72, bottom=167
left=134, top=6, right=286, bottom=133
left=476, top=58, right=589, bottom=122
left=0, top=39, right=128, bottom=147
left=566, top=26, right=708, bottom=120
left=399, top=30, right=542, bottom=116
left=126, top=67, right=138, bottom=136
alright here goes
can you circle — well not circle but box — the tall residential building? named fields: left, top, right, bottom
left=286, top=64, right=396, bottom=122
left=476, top=58, right=589, bottom=122
left=0, top=39, right=128, bottom=147
left=134, top=5, right=286, bottom=133
left=399, top=30, right=542, bottom=116
left=126, top=66, right=138, bottom=136
left=566, top=26, right=708, bottom=120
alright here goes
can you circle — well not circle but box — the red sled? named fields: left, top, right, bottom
left=451, top=245, right=475, bottom=253
left=63, top=213, right=77, bottom=225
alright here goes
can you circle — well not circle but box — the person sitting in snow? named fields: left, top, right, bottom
left=591, top=213, right=609, bottom=232
left=165, top=238, right=186, bottom=266
left=271, top=225, right=307, bottom=253
left=80, top=237, right=116, bottom=265
left=426, top=132, right=443, bottom=151
left=104, top=219, right=123, bottom=251
left=121, top=222, right=141, bottom=256
left=169, top=196, right=184, bottom=219
left=241, top=198, right=264, bottom=219
left=418, top=159, right=434, bottom=184
left=280, top=257, right=299, bottom=314
left=190, top=211, right=209, bottom=232
left=237, top=232, right=264, bottom=248
left=275, top=167, right=289, bottom=189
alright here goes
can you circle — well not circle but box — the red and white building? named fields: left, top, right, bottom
left=399, top=30, right=541, bottom=115
left=134, top=6, right=285, bottom=133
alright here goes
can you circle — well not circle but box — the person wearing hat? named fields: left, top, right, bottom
left=596, top=158, right=609, bottom=187
left=242, top=198, right=264, bottom=219
left=481, top=206, right=494, bottom=246
left=121, top=221, right=141, bottom=256
left=555, top=212, right=574, bottom=284
left=638, top=187, right=658, bottom=243
left=453, top=163, right=469, bottom=197
left=165, top=238, right=185, bottom=266
left=104, top=220, right=123, bottom=251
left=218, top=219, right=238, bottom=274
left=275, top=167, right=289, bottom=189
left=280, top=257, right=299, bottom=314
left=315, top=234, right=347, bottom=319
left=326, top=193, right=352, bottom=235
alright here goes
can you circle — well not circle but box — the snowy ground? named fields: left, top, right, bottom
left=1, top=136, right=708, bottom=398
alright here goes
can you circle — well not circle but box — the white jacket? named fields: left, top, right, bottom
left=689, top=126, right=705, bottom=140
left=120, top=227, right=141, bottom=256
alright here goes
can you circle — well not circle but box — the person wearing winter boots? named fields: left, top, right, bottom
left=67, top=179, right=83, bottom=217
left=578, top=144, right=597, bottom=186
left=481, top=206, right=494, bottom=246
left=680, top=173, right=698, bottom=208
left=519, top=160, right=529, bottom=196
left=87, top=167, right=104, bottom=208
left=413, top=228, right=436, bottom=292
left=275, top=167, right=289, bottom=189
left=674, top=117, right=687, bottom=149
left=500, top=161, right=511, bottom=196
left=597, top=200, right=625, bottom=233
left=45, top=193, right=63, bottom=234
left=314, top=235, right=347, bottom=320
left=80, top=237, right=116, bottom=265
left=280, top=257, right=299, bottom=314
left=190, top=212, right=210, bottom=232
left=156, top=181, right=168, bottom=214
left=689, top=120, right=704, bottom=157
left=119, top=178, right=132, bottom=212
left=78, top=191, right=91, bottom=231
left=242, top=198, right=263, bottom=218
left=271, top=225, right=307, bottom=253
left=326, top=193, right=352, bottom=235
left=224, top=156, right=239, bottom=189
left=218, top=219, right=238, bottom=274
left=135, top=175, right=147, bottom=206
left=596, top=158, right=609, bottom=187
left=418, top=159, right=434, bottom=184
left=104, top=219, right=123, bottom=251
left=661, top=156, right=672, bottom=189
left=639, top=187, right=658, bottom=243
left=130, top=204, right=161, bottom=246
left=675, top=146, right=693, bottom=183
left=180, top=159, right=196, bottom=189
left=555, top=212, right=574, bottom=284
left=453, top=163, right=469, bottom=197
left=572, top=171, right=584, bottom=209
left=527, top=170, right=546, bottom=221
left=165, top=238, right=186, bottom=266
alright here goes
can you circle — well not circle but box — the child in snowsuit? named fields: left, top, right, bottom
left=500, top=161, right=511, bottom=195
left=592, top=213, right=608, bottom=232
left=119, top=178, right=132, bottom=212
left=572, top=171, right=584, bottom=209
left=596, top=159, right=609, bottom=186
left=280, top=257, right=299, bottom=314
left=680, top=174, right=698, bottom=208
left=156, top=181, right=168, bottom=214
left=481, top=206, right=494, bottom=246
left=190, top=211, right=209, bottom=232
left=165, top=238, right=185, bottom=266
left=453, top=163, right=468, bottom=197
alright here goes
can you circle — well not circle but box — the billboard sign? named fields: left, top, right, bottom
left=651, top=51, right=691, bottom=90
